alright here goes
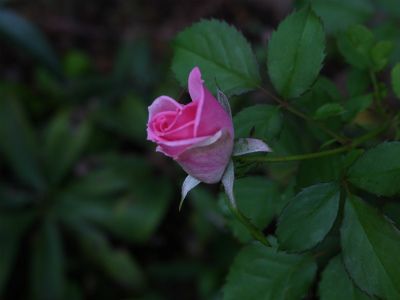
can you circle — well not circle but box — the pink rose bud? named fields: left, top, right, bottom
left=147, top=67, right=234, bottom=183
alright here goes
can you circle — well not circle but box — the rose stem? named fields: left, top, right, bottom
left=236, top=122, right=388, bottom=163
left=225, top=198, right=271, bottom=247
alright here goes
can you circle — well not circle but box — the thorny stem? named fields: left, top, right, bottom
left=236, top=122, right=389, bottom=163
left=258, top=86, right=351, bottom=145
left=225, top=198, right=271, bottom=247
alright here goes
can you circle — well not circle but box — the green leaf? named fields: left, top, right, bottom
left=296, top=153, right=350, bottom=189
left=0, top=93, right=45, bottom=190
left=267, top=7, right=325, bottom=99
left=319, top=255, right=372, bottom=300
left=0, top=9, right=61, bottom=75
left=314, top=103, right=345, bottom=120
left=346, top=69, right=369, bottom=96
left=341, top=195, right=400, bottom=299
left=342, top=94, right=373, bottom=121
left=308, top=0, right=373, bottom=34
left=0, top=212, right=35, bottom=294
left=391, top=63, right=400, bottom=99
left=43, top=111, right=91, bottom=185
left=277, top=183, right=340, bottom=252
left=72, top=224, right=144, bottom=289
left=371, top=40, right=394, bottom=71
left=221, top=177, right=280, bottom=243
left=337, top=24, right=374, bottom=70
left=375, top=0, right=400, bottom=18
left=96, top=94, right=147, bottom=142
left=233, top=104, right=282, bottom=140
left=223, top=243, right=317, bottom=300
left=30, top=218, right=65, bottom=300
left=348, top=142, right=400, bottom=196
left=0, top=185, right=33, bottom=209
left=59, top=156, right=172, bottom=243
left=113, top=39, right=158, bottom=90
left=172, top=19, right=260, bottom=96
left=63, top=50, right=91, bottom=78
left=383, top=202, right=400, bottom=226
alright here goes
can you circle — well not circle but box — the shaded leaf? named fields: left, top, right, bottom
left=30, top=218, right=65, bottom=300
left=267, top=7, right=325, bottom=99
left=391, top=63, right=400, bottom=99
left=0, top=93, right=45, bottom=190
left=221, top=177, right=280, bottom=243
left=277, top=183, right=340, bottom=252
left=0, top=9, right=61, bottom=75
left=319, top=255, right=372, bottom=300
left=0, top=212, right=35, bottom=294
left=341, top=195, right=400, bottom=299
left=234, top=104, right=282, bottom=140
left=223, top=243, right=317, bottom=300
left=337, top=25, right=374, bottom=70
left=43, top=111, right=91, bottom=185
left=308, top=0, right=373, bottom=34
left=172, top=19, right=260, bottom=96
left=348, top=142, right=400, bottom=196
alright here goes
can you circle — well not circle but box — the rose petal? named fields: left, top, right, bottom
left=187, top=67, right=234, bottom=138
left=148, top=96, right=182, bottom=120
left=156, top=134, right=216, bottom=158
left=176, top=129, right=234, bottom=184
left=188, top=66, right=204, bottom=102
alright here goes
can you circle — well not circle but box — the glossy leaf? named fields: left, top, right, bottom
left=223, top=243, right=317, bottom=300
left=341, top=195, right=400, bottom=299
left=172, top=19, right=260, bottom=96
left=267, top=7, right=325, bottom=99
left=277, top=183, right=340, bottom=252
left=348, top=142, right=400, bottom=196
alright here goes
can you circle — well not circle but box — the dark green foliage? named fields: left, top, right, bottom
left=223, top=243, right=317, bottom=300
left=2, top=1, right=400, bottom=299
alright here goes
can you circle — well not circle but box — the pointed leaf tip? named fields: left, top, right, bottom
left=179, top=175, right=201, bottom=211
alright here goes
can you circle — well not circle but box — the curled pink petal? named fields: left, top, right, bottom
left=148, top=96, right=182, bottom=120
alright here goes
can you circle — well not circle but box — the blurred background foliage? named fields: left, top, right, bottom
left=0, top=0, right=399, bottom=299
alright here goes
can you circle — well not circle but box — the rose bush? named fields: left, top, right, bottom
left=147, top=67, right=234, bottom=183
